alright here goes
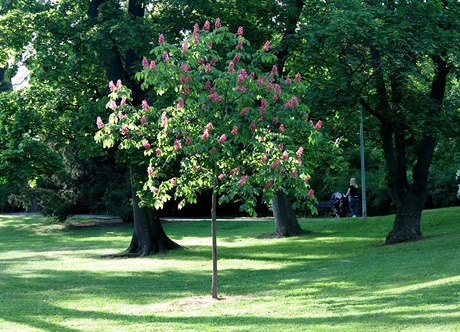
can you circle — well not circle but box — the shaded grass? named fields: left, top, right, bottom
left=0, top=208, right=459, bottom=331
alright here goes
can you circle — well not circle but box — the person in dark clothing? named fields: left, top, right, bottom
left=344, top=177, right=359, bottom=218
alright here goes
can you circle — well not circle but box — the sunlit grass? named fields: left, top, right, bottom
left=0, top=207, right=459, bottom=331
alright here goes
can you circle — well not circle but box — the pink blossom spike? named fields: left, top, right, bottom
left=203, top=20, right=210, bottom=31
left=218, top=134, right=227, bottom=144
left=96, top=116, right=104, bottom=129
left=147, top=166, right=154, bottom=177
left=215, top=18, right=221, bottom=29
left=296, top=147, right=304, bottom=158
left=174, top=139, right=182, bottom=151
left=182, top=40, right=189, bottom=54
left=108, top=81, right=116, bottom=91
left=240, top=107, right=249, bottom=116
left=231, top=125, right=238, bottom=135
left=177, top=98, right=184, bottom=109
left=263, top=40, right=270, bottom=52
left=142, top=141, right=151, bottom=150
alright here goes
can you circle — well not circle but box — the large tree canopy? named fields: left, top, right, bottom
left=297, top=0, right=460, bottom=243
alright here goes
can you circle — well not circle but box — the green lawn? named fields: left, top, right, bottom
left=0, top=208, right=459, bottom=331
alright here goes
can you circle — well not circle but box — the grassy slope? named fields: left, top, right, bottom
left=0, top=207, right=458, bottom=331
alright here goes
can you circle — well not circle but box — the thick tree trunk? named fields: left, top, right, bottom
left=91, top=0, right=180, bottom=256
left=385, top=198, right=423, bottom=244
left=367, top=45, right=450, bottom=245
left=105, top=167, right=180, bottom=257
left=124, top=167, right=180, bottom=256
left=272, top=191, right=302, bottom=237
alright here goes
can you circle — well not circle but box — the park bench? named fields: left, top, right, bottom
left=305, top=201, right=334, bottom=217
left=317, top=201, right=333, bottom=216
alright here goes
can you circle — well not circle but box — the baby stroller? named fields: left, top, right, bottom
left=331, top=192, right=348, bottom=218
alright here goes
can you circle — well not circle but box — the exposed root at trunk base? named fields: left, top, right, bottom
left=385, top=231, right=424, bottom=245
left=257, top=228, right=311, bottom=239
left=101, top=244, right=183, bottom=258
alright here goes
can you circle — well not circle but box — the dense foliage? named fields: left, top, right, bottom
left=0, top=0, right=458, bottom=222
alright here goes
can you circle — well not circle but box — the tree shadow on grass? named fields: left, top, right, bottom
left=1, top=214, right=459, bottom=330
left=1, top=242, right=459, bottom=330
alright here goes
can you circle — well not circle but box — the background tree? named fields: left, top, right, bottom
left=0, top=1, right=132, bottom=219
left=297, top=0, right=460, bottom=243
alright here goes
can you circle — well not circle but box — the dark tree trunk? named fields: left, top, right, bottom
left=118, top=168, right=180, bottom=256
left=277, top=0, right=305, bottom=76
left=0, top=67, right=12, bottom=92
left=90, top=0, right=180, bottom=256
left=272, top=191, right=302, bottom=237
left=269, top=0, right=305, bottom=237
left=366, top=44, right=450, bottom=245
left=385, top=196, right=423, bottom=244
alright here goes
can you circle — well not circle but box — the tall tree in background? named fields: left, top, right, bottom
left=298, top=0, right=459, bottom=243
left=88, top=0, right=180, bottom=256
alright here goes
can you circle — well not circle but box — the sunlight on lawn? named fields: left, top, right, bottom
left=0, top=209, right=459, bottom=331
left=375, top=275, right=460, bottom=295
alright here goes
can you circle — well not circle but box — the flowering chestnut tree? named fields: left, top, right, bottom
left=95, top=19, right=321, bottom=298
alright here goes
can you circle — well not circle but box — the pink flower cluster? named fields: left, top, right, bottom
left=208, top=92, right=222, bottom=103
left=96, top=116, right=104, bottom=129
left=284, top=96, right=299, bottom=109
left=174, top=139, right=182, bottom=151
left=142, top=140, right=151, bottom=150
left=218, top=134, right=227, bottom=144
left=147, top=166, right=154, bottom=176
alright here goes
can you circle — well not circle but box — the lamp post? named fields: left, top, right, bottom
left=360, top=107, right=367, bottom=219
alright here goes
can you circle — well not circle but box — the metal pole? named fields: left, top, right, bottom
left=360, top=107, right=367, bottom=219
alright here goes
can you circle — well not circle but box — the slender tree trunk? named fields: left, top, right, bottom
left=211, top=187, right=218, bottom=299
left=272, top=191, right=302, bottom=237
